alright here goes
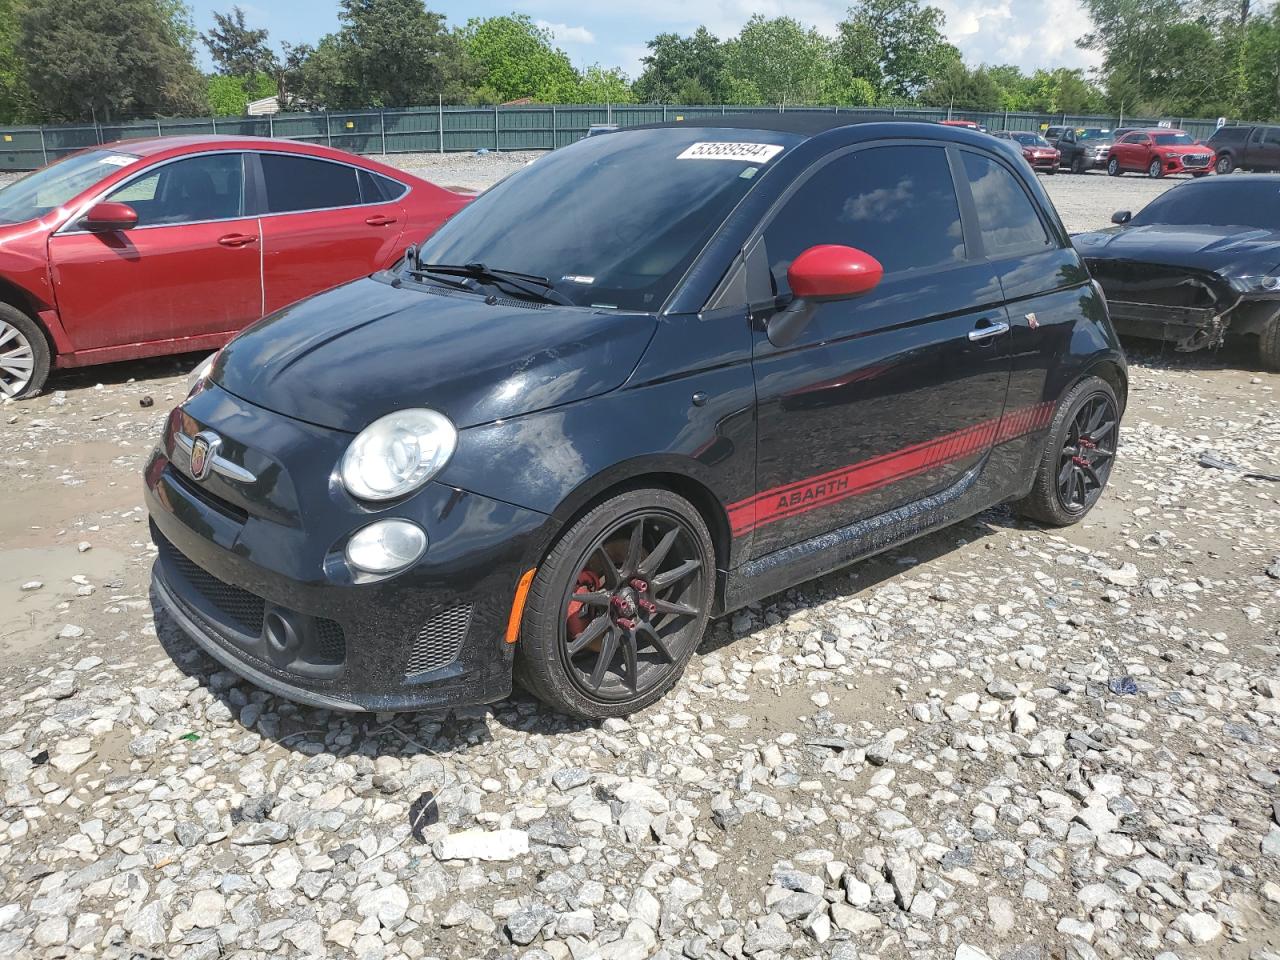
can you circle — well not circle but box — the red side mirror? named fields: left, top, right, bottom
left=83, top=201, right=138, bottom=231
left=787, top=244, right=884, bottom=302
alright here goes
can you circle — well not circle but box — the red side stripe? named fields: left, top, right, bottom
left=729, top=399, right=1056, bottom=537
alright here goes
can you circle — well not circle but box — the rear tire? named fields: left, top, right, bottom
left=1260, top=315, right=1280, bottom=373
left=0, top=303, right=50, bottom=400
left=1011, top=376, right=1120, bottom=528
left=514, top=488, right=715, bottom=719
left=1107, top=157, right=1121, bottom=177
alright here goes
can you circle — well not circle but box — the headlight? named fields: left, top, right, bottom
left=345, top=520, right=427, bottom=574
left=1231, top=275, right=1280, bottom=293
left=340, top=408, right=457, bottom=501
left=186, top=352, right=218, bottom=397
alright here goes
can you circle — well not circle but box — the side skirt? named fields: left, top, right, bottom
left=720, top=461, right=986, bottom=614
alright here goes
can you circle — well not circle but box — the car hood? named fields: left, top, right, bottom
left=1073, top=223, right=1280, bottom=276
left=213, top=276, right=658, bottom=433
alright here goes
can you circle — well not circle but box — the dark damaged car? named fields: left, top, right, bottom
left=1074, top=175, right=1280, bottom=368
left=146, top=116, right=1127, bottom=719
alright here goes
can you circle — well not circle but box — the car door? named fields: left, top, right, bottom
left=47, top=152, right=261, bottom=352
left=253, top=152, right=407, bottom=315
left=1260, top=126, right=1280, bottom=171
left=740, top=143, right=1013, bottom=556
left=955, top=147, right=1088, bottom=437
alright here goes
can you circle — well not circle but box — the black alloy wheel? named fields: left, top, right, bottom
left=515, top=488, right=714, bottom=718
left=1056, top=393, right=1117, bottom=513
left=1011, top=376, right=1120, bottom=527
left=559, top=512, right=705, bottom=701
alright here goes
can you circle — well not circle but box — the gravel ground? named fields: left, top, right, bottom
left=1, top=154, right=1279, bottom=960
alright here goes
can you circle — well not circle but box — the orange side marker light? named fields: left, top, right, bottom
left=505, top=568, right=537, bottom=643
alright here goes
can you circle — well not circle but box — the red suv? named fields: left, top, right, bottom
left=1105, top=129, right=1214, bottom=179
left=0, top=136, right=469, bottom=399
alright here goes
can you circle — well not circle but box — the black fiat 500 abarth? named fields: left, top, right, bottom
left=146, top=116, right=1126, bottom=719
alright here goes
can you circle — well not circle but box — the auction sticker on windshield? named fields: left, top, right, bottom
left=677, top=142, right=785, bottom=163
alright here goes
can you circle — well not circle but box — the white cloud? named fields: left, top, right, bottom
left=536, top=20, right=597, bottom=45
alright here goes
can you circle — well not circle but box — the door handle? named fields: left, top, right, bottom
left=968, top=319, right=1010, bottom=342
left=217, top=233, right=258, bottom=247
left=365, top=215, right=397, bottom=227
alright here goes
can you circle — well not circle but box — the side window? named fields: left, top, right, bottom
left=260, top=154, right=360, bottom=213
left=358, top=169, right=409, bottom=203
left=1250, top=127, right=1265, bottom=144
left=105, top=153, right=244, bottom=226
left=761, top=145, right=965, bottom=292
left=960, top=152, right=1051, bottom=256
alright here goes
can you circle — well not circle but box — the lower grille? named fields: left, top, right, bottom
left=159, top=536, right=264, bottom=635
left=405, top=604, right=472, bottom=677
left=156, top=532, right=347, bottom=667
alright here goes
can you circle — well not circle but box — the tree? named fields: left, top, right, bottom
left=1239, top=5, right=1280, bottom=119
left=296, top=0, right=475, bottom=109
left=207, top=71, right=276, bottom=115
left=202, top=6, right=276, bottom=81
left=722, top=15, right=846, bottom=105
left=920, top=61, right=1003, bottom=111
left=462, top=14, right=579, bottom=103
left=20, top=0, right=206, bottom=121
left=837, top=0, right=957, bottom=100
left=633, top=27, right=728, bottom=104
left=0, top=0, right=35, bottom=123
left=578, top=65, right=634, bottom=104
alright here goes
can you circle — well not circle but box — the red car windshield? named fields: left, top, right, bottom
left=0, top=148, right=139, bottom=225
left=1151, top=132, right=1197, bottom=147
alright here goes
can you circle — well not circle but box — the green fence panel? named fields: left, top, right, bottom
left=0, top=102, right=1248, bottom=171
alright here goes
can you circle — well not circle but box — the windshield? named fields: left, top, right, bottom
left=411, top=128, right=799, bottom=311
left=1152, top=132, right=1197, bottom=147
left=1132, top=180, right=1280, bottom=229
left=1078, top=129, right=1112, bottom=141
left=0, top=149, right=139, bottom=225
left=1011, top=133, right=1049, bottom=147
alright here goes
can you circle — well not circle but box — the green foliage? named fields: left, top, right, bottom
left=578, top=65, right=635, bottom=105
left=207, top=71, right=276, bottom=116
left=1238, top=5, right=1280, bottom=120
left=838, top=0, right=959, bottom=100
left=634, top=27, right=729, bottom=104
left=462, top=14, right=579, bottom=103
left=920, top=61, right=1003, bottom=111
left=0, top=0, right=35, bottom=123
left=293, top=0, right=476, bottom=109
left=723, top=15, right=850, bottom=106
left=20, top=0, right=207, bottom=121
left=202, top=6, right=276, bottom=80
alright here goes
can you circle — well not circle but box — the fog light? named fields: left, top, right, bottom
left=345, top=520, right=427, bottom=574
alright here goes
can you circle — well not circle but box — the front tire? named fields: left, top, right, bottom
left=1261, top=315, right=1280, bottom=372
left=1216, top=154, right=1234, bottom=175
left=1071, top=155, right=1086, bottom=174
left=1011, top=377, right=1120, bottom=527
left=0, top=303, right=50, bottom=400
left=515, top=488, right=715, bottom=718
left=1107, top=157, right=1121, bottom=177
left=1148, top=158, right=1164, bottom=179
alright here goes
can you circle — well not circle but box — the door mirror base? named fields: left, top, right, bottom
left=766, top=299, right=818, bottom=348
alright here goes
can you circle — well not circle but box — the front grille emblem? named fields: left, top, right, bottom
left=189, top=431, right=221, bottom=481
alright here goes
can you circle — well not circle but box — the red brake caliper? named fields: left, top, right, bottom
left=566, top=569, right=603, bottom=641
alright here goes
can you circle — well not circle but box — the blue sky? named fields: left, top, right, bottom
left=187, top=0, right=1111, bottom=79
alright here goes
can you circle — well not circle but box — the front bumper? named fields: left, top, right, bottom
left=1085, top=259, right=1247, bottom=350
left=145, top=384, right=549, bottom=712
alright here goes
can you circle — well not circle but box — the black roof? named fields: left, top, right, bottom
left=629, top=111, right=908, bottom=137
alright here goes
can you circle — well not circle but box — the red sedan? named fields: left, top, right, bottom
left=0, top=136, right=469, bottom=398
left=1106, top=128, right=1215, bottom=179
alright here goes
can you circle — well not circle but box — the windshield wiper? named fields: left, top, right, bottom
left=418, top=261, right=575, bottom=307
